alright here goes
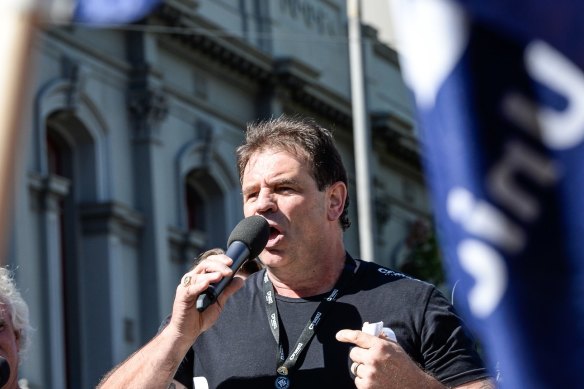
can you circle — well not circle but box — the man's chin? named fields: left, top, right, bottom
left=259, top=251, right=286, bottom=267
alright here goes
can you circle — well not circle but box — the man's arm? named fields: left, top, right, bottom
left=97, top=254, right=243, bottom=388
left=336, top=330, right=445, bottom=389
left=97, top=325, right=193, bottom=388
left=336, top=330, right=495, bottom=389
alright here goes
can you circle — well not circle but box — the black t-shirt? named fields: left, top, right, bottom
left=172, top=258, right=489, bottom=388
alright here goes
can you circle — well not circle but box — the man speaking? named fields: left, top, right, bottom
left=98, top=116, right=492, bottom=389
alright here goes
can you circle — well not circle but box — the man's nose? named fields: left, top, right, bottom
left=254, top=190, right=277, bottom=214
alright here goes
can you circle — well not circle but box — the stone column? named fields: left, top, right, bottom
left=127, top=30, right=170, bottom=340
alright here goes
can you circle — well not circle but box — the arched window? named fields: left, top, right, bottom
left=182, top=168, right=226, bottom=253
left=185, top=172, right=205, bottom=231
left=173, top=122, right=239, bottom=275
left=44, top=112, right=87, bottom=389
left=46, top=127, right=70, bottom=270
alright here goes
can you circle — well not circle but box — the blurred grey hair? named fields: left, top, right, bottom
left=0, top=267, right=32, bottom=359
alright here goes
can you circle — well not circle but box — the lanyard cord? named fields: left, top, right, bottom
left=262, top=258, right=357, bottom=376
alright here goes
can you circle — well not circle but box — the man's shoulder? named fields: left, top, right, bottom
left=354, top=259, right=424, bottom=283
left=352, top=258, right=436, bottom=296
left=356, top=259, right=410, bottom=278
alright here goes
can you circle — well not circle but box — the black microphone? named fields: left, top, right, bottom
left=196, top=215, right=269, bottom=312
left=0, top=356, right=10, bottom=387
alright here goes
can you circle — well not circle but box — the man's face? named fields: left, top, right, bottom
left=0, top=303, right=20, bottom=388
left=241, top=149, right=331, bottom=268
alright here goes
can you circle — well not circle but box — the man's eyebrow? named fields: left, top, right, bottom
left=241, top=185, right=258, bottom=196
left=271, top=177, right=299, bottom=186
left=241, top=178, right=299, bottom=195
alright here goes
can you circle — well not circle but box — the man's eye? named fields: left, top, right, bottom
left=244, top=192, right=258, bottom=201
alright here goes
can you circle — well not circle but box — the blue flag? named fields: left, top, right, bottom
left=74, top=0, right=161, bottom=24
left=392, top=0, right=584, bottom=387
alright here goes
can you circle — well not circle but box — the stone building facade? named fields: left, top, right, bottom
left=8, top=1, right=430, bottom=387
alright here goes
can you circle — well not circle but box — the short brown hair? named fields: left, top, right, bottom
left=236, top=115, right=350, bottom=230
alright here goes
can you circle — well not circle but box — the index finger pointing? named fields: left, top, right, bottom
left=336, top=329, right=377, bottom=348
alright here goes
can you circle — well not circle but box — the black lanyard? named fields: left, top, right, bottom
left=262, top=258, right=357, bottom=387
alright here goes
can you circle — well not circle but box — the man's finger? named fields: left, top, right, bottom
left=336, top=329, right=378, bottom=349
left=205, top=253, right=234, bottom=266
left=178, top=272, right=225, bottom=300
left=194, top=258, right=234, bottom=277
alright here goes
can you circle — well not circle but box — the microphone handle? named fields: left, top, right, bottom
left=196, top=241, right=250, bottom=312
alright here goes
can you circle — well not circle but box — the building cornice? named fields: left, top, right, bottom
left=155, top=3, right=273, bottom=83
left=79, top=201, right=144, bottom=244
left=153, top=3, right=354, bottom=126
left=362, top=24, right=400, bottom=67
left=273, top=58, right=353, bottom=126
left=154, top=2, right=411, bottom=150
left=372, top=112, right=422, bottom=172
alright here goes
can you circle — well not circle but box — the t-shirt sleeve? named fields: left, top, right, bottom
left=420, top=287, right=491, bottom=387
left=174, top=347, right=195, bottom=389
left=158, top=315, right=194, bottom=389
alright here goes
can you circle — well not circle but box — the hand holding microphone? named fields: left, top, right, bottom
left=171, top=216, right=269, bottom=341
left=195, top=215, right=269, bottom=312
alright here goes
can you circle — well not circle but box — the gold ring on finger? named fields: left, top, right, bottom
left=182, top=275, right=192, bottom=287
left=351, top=362, right=363, bottom=376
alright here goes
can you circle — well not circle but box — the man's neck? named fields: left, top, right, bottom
left=267, top=253, right=347, bottom=298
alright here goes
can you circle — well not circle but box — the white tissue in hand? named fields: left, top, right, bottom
left=381, top=327, right=397, bottom=342
left=362, top=321, right=397, bottom=342
left=362, top=321, right=384, bottom=336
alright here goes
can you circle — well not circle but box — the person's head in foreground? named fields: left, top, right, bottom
left=0, top=268, right=31, bottom=389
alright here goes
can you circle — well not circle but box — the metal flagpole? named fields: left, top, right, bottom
left=347, top=0, right=375, bottom=261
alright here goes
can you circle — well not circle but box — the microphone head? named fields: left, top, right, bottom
left=227, top=216, right=270, bottom=259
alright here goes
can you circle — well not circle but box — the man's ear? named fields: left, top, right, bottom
left=327, top=181, right=347, bottom=222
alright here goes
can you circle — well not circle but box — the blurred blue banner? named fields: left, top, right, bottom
left=392, top=0, right=584, bottom=387
left=74, top=0, right=161, bottom=24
